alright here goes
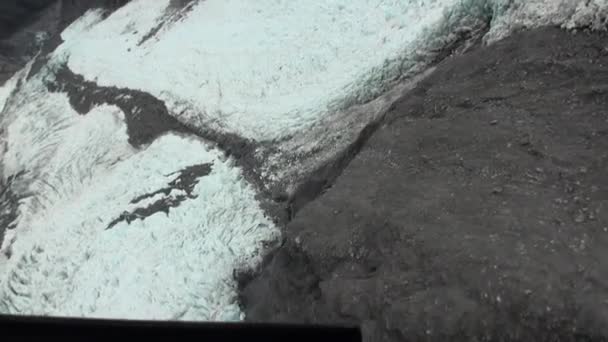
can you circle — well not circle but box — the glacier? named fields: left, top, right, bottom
left=56, top=0, right=608, bottom=142
left=0, top=0, right=607, bottom=322
left=0, top=68, right=278, bottom=320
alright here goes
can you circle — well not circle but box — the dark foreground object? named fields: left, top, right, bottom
left=0, top=315, right=361, bottom=341
left=240, top=27, right=608, bottom=342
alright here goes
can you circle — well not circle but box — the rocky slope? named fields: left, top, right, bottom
left=239, top=27, right=608, bottom=342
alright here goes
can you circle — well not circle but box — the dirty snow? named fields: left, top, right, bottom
left=0, top=72, right=278, bottom=320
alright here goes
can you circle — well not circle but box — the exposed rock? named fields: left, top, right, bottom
left=0, top=1, right=55, bottom=41
left=239, top=27, right=608, bottom=342
left=106, top=163, right=213, bottom=230
left=46, top=64, right=191, bottom=147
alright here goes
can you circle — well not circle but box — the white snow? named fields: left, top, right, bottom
left=49, top=0, right=608, bottom=187
left=56, top=0, right=608, bottom=139
left=0, top=70, right=278, bottom=320
left=55, top=0, right=461, bottom=141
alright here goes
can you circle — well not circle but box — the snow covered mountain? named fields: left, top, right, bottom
left=0, top=0, right=606, bottom=322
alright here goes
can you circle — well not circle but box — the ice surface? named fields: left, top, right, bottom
left=0, top=62, right=31, bottom=116
left=0, top=71, right=278, bottom=320
left=56, top=0, right=460, bottom=141
left=56, top=0, right=608, bottom=143
left=482, top=0, right=608, bottom=42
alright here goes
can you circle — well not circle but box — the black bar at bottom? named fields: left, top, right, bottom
left=0, top=314, right=362, bottom=341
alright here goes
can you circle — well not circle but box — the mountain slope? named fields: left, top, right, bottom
left=240, top=27, right=608, bottom=342
left=0, top=0, right=607, bottom=326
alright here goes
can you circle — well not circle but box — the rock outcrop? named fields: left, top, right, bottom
left=239, top=27, right=608, bottom=342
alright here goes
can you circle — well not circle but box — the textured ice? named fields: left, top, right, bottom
left=55, top=0, right=608, bottom=143
left=0, top=72, right=278, bottom=320
left=0, top=63, right=30, bottom=116
left=481, top=0, right=608, bottom=42
left=56, top=0, right=461, bottom=141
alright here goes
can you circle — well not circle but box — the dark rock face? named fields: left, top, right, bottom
left=46, top=64, right=191, bottom=147
left=239, top=27, right=608, bottom=342
left=0, top=0, right=58, bottom=84
left=106, top=163, right=213, bottom=230
left=0, top=0, right=55, bottom=41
